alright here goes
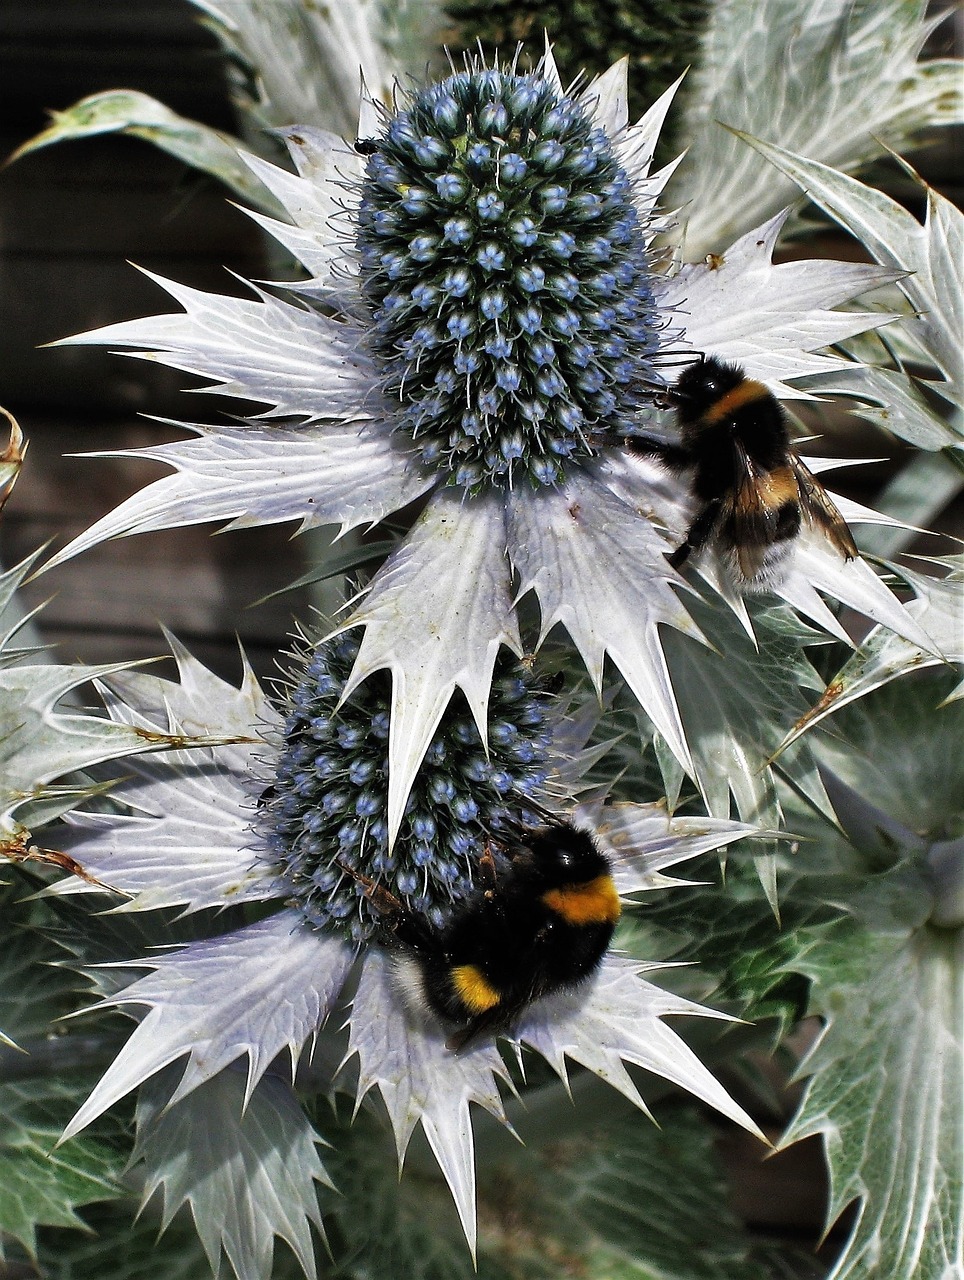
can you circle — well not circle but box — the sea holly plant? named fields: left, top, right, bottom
left=775, top=672, right=964, bottom=1280
left=0, top=7, right=962, bottom=1280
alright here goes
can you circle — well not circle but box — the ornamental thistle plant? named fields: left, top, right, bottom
left=1, top=3, right=962, bottom=1280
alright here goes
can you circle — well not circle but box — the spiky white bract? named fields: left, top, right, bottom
left=56, top=642, right=767, bottom=1255
left=0, top=600, right=245, bottom=844
left=42, top=50, right=927, bottom=837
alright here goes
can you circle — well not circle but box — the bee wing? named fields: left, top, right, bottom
left=791, top=455, right=858, bottom=560
left=731, top=444, right=782, bottom=580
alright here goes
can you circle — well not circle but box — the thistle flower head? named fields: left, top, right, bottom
left=265, top=632, right=554, bottom=939
left=356, top=59, right=664, bottom=491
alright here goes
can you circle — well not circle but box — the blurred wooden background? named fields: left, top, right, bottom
left=0, top=0, right=315, bottom=683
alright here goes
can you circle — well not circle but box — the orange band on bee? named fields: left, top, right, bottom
left=700, top=378, right=771, bottom=425
left=451, top=964, right=502, bottom=1013
left=542, top=875, right=622, bottom=925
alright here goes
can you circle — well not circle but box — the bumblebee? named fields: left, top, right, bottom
left=351, top=820, right=620, bottom=1050
left=627, top=357, right=858, bottom=590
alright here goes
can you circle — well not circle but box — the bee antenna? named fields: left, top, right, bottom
left=507, top=791, right=569, bottom=830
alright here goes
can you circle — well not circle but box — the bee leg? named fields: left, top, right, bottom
left=668, top=500, right=721, bottom=571
left=335, top=860, right=405, bottom=918
left=335, top=860, right=438, bottom=952
left=477, top=840, right=499, bottom=890
left=624, top=436, right=691, bottom=472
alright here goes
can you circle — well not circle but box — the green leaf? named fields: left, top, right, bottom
left=784, top=915, right=963, bottom=1280
left=131, top=1066, right=330, bottom=1280
left=641, top=855, right=820, bottom=1038
left=506, top=1107, right=773, bottom=1280
left=0, top=1077, right=123, bottom=1259
left=0, top=881, right=128, bottom=1256
left=0, top=881, right=84, bottom=1049
left=670, top=0, right=962, bottom=256
left=10, top=92, right=280, bottom=215
left=321, top=1096, right=776, bottom=1280
left=656, top=596, right=833, bottom=905
left=808, top=667, right=964, bottom=845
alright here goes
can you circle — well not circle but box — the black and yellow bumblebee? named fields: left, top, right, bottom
left=627, top=356, right=858, bottom=590
left=351, top=819, right=620, bottom=1050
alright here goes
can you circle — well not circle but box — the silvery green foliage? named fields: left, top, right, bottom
left=0, top=884, right=124, bottom=1258
left=0, top=557, right=241, bottom=844
left=132, top=1067, right=330, bottom=1280
left=669, top=0, right=962, bottom=257
left=320, top=1094, right=785, bottom=1279
left=189, top=0, right=444, bottom=134
left=778, top=557, right=964, bottom=753
left=778, top=674, right=964, bottom=1280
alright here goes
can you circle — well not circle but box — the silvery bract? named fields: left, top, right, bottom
left=50, top=637, right=772, bottom=1251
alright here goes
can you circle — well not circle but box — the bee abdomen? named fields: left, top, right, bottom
left=450, top=964, right=502, bottom=1014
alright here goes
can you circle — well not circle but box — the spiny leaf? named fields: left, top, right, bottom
left=187, top=0, right=422, bottom=136
left=734, top=137, right=964, bottom=408
left=655, top=596, right=833, bottom=907
left=321, top=1095, right=776, bottom=1280
left=784, top=639, right=964, bottom=809
left=640, top=855, right=822, bottom=1039
left=10, top=92, right=278, bottom=213
left=0, top=879, right=85, bottom=1048
left=0, top=881, right=127, bottom=1258
left=132, top=1066, right=330, bottom=1280
left=0, top=652, right=251, bottom=839
left=0, top=1075, right=123, bottom=1259
left=15, top=1201, right=214, bottom=1280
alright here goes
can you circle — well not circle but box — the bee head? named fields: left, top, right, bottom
left=516, top=823, right=610, bottom=888
left=671, top=356, right=745, bottom=420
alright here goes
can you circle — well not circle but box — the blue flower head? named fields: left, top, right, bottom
left=264, top=630, right=554, bottom=941
left=356, top=62, right=664, bottom=492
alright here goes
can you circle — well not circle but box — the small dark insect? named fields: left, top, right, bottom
left=353, top=137, right=379, bottom=155
left=344, top=819, right=620, bottom=1050
left=626, top=356, right=858, bottom=590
